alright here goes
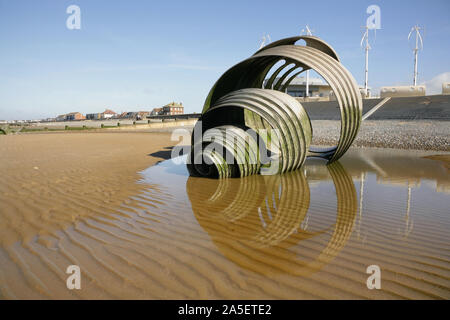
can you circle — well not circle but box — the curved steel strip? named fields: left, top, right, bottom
left=203, top=44, right=361, bottom=162
left=298, top=35, right=340, bottom=62
left=192, top=35, right=361, bottom=178
left=213, top=92, right=296, bottom=172
left=279, top=68, right=306, bottom=92
left=211, top=89, right=311, bottom=173
left=272, top=64, right=301, bottom=91
left=190, top=88, right=311, bottom=177
left=253, top=35, right=340, bottom=62
left=263, top=60, right=290, bottom=89
left=253, top=36, right=303, bottom=55
left=259, top=45, right=360, bottom=161
left=191, top=126, right=260, bottom=178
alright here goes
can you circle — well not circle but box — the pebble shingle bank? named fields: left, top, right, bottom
left=311, top=120, right=450, bottom=151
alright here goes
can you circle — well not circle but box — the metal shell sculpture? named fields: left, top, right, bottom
left=188, top=36, right=362, bottom=178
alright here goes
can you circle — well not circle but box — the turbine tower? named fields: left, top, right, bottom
left=408, top=25, right=423, bottom=86
left=301, top=25, right=314, bottom=97
left=360, top=26, right=371, bottom=98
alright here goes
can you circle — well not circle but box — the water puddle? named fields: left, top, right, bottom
left=137, top=148, right=450, bottom=299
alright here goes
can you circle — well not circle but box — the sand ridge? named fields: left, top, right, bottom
left=0, top=132, right=178, bottom=246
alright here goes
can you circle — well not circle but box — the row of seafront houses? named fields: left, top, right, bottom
left=51, top=102, right=184, bottom=122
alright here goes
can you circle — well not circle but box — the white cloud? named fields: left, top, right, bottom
left=421, top=72, right=450, bottom=95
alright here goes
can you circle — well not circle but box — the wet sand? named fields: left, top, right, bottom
left=0, top=132, right=179, bottom=248
left=0, top=133, right=449, bottom=299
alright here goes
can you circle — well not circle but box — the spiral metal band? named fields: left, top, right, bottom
left=188, top=35, right=362, bottom=178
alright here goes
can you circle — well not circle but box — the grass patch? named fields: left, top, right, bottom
left=22, top=126, right=93, bottom=132
left=65, top=126, right=89, bottom=130
left=0, top=125, right=11, bottom=135
left=17, top=124, right=122, bottom=133
left=21, top=127, right=45, bottom=132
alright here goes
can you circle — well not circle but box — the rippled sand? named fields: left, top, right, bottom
left=1, top=133, right=449, bottom=299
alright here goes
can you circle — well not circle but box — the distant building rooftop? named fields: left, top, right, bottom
left=103, top=109, right=116, bottom=115
left=263, top=76, right=329, bottom=87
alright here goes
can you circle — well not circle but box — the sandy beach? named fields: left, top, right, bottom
left=0, top=132, right=179, bottom=247
left=0, top=131, right=449, bottom=299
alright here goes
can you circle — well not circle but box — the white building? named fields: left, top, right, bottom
left=380, top=86, right=426, bottom=98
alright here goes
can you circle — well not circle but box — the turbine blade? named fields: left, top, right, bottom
left=408, top=27, right=414, bottom=40
left=417, top=32, right=424, bottom=48
left=360, top=31, right=367, bottom=47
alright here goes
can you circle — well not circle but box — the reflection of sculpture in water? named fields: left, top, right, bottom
left=186, top=161, right=357, bottom=277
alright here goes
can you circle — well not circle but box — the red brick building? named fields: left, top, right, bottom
left=64, top=112, right=85, bottom=121
left=162, top=102, right=184, bottom=115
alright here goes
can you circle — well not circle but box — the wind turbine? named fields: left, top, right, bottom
left=408, top=25, right=424, bottom=86
left=259, top=33, right=271, bottom=49
left=301, top=25, right=314, bottom=98
left=360, top=26, right=372, bottom=98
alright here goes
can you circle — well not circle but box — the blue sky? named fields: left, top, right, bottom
left=0, top=0, right=449, bottom=120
